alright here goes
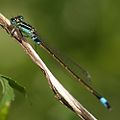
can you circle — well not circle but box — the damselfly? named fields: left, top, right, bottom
left=10, top=16, right=111, bottom=110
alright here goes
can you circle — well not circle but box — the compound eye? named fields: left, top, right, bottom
left=10, top=18, right=16, bottom=25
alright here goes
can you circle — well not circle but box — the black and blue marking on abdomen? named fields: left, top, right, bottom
left=31, top=34, right=41, bottom=45
left=94, top=91, right=111, bottom=110
left=100, top=97, right=111, bottom=109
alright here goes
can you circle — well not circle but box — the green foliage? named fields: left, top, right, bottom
left=0, top=75, right=26, bottom=120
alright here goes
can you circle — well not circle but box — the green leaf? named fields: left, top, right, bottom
left=0, top=75, right=26, bottom=120
left=0, top=76, right=14, bottom=120
left=0, top=75, right=26, bottom=96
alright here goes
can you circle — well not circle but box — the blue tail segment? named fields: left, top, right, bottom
left=93, top=91, right=111, bottom=110
left=100, top=97, right=111, bottom=110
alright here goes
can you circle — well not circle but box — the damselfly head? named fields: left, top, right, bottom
left=10, top=18, right=17, bottom=25
left=10, top=16, right=24, bottom=25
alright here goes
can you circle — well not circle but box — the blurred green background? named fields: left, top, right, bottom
left=0, top=0, right=120, bottom=120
